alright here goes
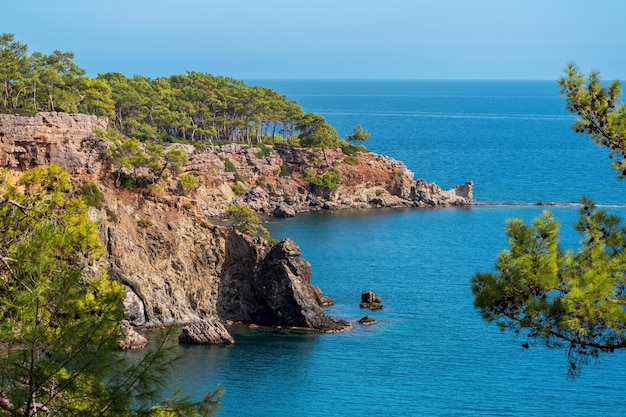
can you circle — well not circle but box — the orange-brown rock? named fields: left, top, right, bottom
left=0, top=111, right=471, bottom=336
left=0, top=112, right=109, bottom=175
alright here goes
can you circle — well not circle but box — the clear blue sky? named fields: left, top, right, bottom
left=3, top=0, right=625, bottom=80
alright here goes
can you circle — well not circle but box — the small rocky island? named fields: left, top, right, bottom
left=0, top=112, right=472, bottom=342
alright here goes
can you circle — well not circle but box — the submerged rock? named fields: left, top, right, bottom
left=178, top=319, right=235, bottom=345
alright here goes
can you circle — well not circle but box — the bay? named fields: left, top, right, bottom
left=167, top=80, right=626, bottom=416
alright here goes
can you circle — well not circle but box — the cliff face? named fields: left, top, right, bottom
left=95, top=188, right=348, bottom=331
left=0, top=112, right=472, bottom=332
left=0, top=112, right=109, bottom=175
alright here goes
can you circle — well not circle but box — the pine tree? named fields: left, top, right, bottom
left=0, top=165, right=220, bottom=416
left=472, top=64, right=626, bottom=375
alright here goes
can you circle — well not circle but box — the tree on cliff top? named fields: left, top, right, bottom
left=471, top=64, right=626, bottom=376
left=0, top=164, right=220, bottom=416
left=346, top=124, right=371, bottom=143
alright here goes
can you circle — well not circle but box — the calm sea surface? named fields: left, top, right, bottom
left=167, top=80, right=626, bottom=416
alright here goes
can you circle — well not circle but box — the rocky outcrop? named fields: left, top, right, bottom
left=93, top=188, right=350, bottom=332
left=184, top=144, right=473, bottom=217
left=253, top=239, right=350, bottom=331
left=0, top=112, right=109, bottom=175
left=119, top=320, right=149, bottom=350
left=360, top=289, right=383, bottom=310
left=178, top=319, right=235, bottom=344
left=0, top=112, right=470, bottom=334
left=358, top=316, right=378, bottom=326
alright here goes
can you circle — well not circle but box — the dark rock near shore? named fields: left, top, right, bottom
left=358, top=316, right=378, bottom=325
left=273, top=203, right=296, bottom=217
left=253, top=238, right=351, bottom=332
left=360, top=289, right=383, bottom=310
left=178, top=319, right=235, bottom=345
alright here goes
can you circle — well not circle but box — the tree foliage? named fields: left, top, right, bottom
left=0, top=33, right=114, bottom=117
left=99, top=71, right=306, bottom=144
left=296, top=113, right=340, bottom=149
left=0, top=165, right=220, bottom=416
left=345, top=124, right=371, bottom=143
left=226, top=204, right=272, bottom=242
left=302, top=168, right=342, bottom=188
left=472, top=64, right=626, bottom=375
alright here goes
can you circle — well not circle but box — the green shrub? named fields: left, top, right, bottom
left=179, top=173, right=199, bottom=192
left=339, top=140, right=369, bottom=156
left=231, top=182, right=246, bottom=196
left=148, top=183, right=164, bottom=194
left=343, top=156, right=359, bottom=166
left=77, top=182, right=105, bottom=209
left=255, top=143, right=272, bottom=158
left=222, top=157, right=236, bottom=173
left=393, top=167, right=402, bottom=177
left=279, top=165, right=291, bottom=177
left=226, top=203, right=274, bottom=243
left=118, top=172, right=137, bottom=188
left=303, top=168, right=342, bottom=188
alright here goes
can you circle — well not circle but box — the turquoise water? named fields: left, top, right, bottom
left=168, top=81, right=626, bottom=416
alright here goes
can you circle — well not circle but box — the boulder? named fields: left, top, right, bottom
left=360, top=289, right=383, bottom=310
left=358, top=316, right=378, bottom=326
left=178, top=319, right=235, bottom=345
left=119, top=320, right=148, bottom=350
left=273, top=203, right=296, bottom=217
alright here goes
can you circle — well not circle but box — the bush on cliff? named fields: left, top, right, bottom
left=302, top=168, right=342, bottom=189
left=0, top=164, right=220, bottom=416
left=226, top=204, right=274, bottom=242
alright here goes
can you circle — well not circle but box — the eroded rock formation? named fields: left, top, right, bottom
left=360, top=289, right=383, bottom=310
left=178, top=319, right=235, bottom=345
left=0, top=112, right=109, bottom=175
left=0, top=112, right=472, bottom=335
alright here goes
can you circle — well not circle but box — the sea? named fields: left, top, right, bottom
left=165, top=80, right=626, bottom=416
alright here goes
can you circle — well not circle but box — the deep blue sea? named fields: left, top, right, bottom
left=167, top=80, right=626, bottom=416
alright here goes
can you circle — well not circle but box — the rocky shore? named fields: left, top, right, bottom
left=0, top=112, right=473, bottom=340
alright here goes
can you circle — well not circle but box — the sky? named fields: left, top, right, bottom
left=2, top=0, right=625, bottom=80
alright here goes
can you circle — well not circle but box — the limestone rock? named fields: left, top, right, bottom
left=178, top=319, right=235, bottom=345
left=0, top=112, right=109, bottom=175
left=360, top=289, right=383, bottom=310
left=273, top=202, right=296, bottom=217
left=119, top=320, right=148, bottom=350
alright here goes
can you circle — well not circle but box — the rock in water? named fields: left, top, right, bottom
left=178, top=319, right=235, bottom=345
left=360, top=289, right=383, bottom=310
left=119, top=320, right=148, bottom=350
left=254, top=238, right=351, bottom=332
left=358, top=316, right=378, bottom=326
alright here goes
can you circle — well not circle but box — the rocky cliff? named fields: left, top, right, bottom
left=94, top=187, right=348, bottom=332
left=186, top=143, right=472, bottom=217
left=0, top=112, right=473, bottom=333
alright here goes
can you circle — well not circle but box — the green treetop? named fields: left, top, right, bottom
left=346, top=124, right=371, bottom=143
left=472, top=64, right=626, bottom=375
